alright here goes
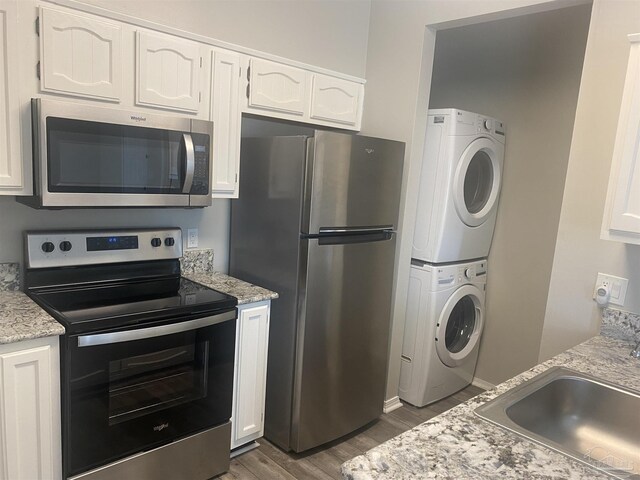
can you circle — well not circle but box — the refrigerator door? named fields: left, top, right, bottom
left=291, top=232, right=396, bottom=452
left=303, top=131, right=405, bottom=235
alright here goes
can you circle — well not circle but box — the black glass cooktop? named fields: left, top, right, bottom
left=28, top=277, right=237, bottom=334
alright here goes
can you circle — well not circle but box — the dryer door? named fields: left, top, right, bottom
left=435, top=284, right=484, bottom=367
left=453, top=138, right=502, bottom=227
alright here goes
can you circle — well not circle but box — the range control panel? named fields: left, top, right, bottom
left=25, top=228, right=183, bottom=269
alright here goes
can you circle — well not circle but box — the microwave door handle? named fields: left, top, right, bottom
left=181, top=133, right=195, bottom=193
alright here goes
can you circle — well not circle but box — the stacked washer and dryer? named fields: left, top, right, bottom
left=399, top=109, right=505, bottom=407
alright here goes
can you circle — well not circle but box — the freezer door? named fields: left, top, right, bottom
left=303, top=131, right=404, bottom=234
left=291, top=233, right=396, bottom=452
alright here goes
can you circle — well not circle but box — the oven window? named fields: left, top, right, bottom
left=46, top=117, right=185, bottom=194
left=108, top=340, right=209, bottom=425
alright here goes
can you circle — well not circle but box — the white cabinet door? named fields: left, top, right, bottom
left=231, top=302, right=270, bottom=449
left=248, top=58, right=307, bottom=116
left=211, top=50, right=241, bottom=198
left=310, top=74, right=363, bottom=127
left=0, top=337, right=61, bottom=480
left=602, top=34, right=640, bottom=243
left=40, top=7, right=122, bottom=101
left=136, top=31, right=202, bottom=113
left=0, top=0, right=22, bottom=190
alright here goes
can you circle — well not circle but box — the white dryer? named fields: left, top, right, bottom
left=399, top=258, right=486, bottom=407
left=413, top=109, right=505, bottom=263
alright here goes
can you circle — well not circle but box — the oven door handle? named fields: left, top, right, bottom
left=77, top=310, right=236, bottom=347
left=181, top=133, right=195, bottom=194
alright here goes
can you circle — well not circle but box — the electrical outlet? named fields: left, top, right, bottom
left=187, top=228, right=199, bottom=249
left=593, top=273, right=628, bottom=306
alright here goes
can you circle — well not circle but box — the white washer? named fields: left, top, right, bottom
left=399, top=258, right=486, bottom=407
left=413, top=109, right=505, bottom=263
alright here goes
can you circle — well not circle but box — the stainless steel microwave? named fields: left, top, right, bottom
left=18, top=98, right=213, bottom=209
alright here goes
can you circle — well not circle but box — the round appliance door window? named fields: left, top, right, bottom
left=464, top=151, right=494, bottom=215
left=435, top=285, right=484, bottom=367
left=453, top=138, right=502, bottom=227
left=445, top=295, right=476, bottom=354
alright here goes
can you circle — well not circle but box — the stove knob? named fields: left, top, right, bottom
left=59, top=241, right=72, bottom=252
left=151, top=238, right=162, bottom=247
left=164, top=237, right=175, bottom=247
left=41, top=241, right=55, bottom=253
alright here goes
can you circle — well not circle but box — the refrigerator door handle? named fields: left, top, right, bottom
left=318, top=226, right=395, bottom=235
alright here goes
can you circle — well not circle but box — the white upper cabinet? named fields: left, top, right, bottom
left=0, top=0, right=22, bottom=190
left=211, top=49, right=241, bottom=198
left=39, top=7, right=122, bottom=102
left=247, top=58, right=308, bottom=116
left=310, top=74, right=363, bottom=126
left=602, top=34, right=640, bottom=244
left=136, top=31, right=202, bottom=113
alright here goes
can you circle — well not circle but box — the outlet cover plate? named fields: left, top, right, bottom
left=594, top=273, right=628, bottom=306
left=187, top=228, right=198, bottom=249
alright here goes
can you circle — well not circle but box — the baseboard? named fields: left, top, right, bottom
left=230, top=440, right=260, bottom=458
left=472, top=376, right=495, bottom=391
left=383, top=396, right=403, bottom=413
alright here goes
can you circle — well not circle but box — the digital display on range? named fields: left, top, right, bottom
left=87, top=235, right=139, bottom=251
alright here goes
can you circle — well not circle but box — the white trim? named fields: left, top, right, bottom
left=471, top=376, right=495, bottom=391
left=43, top=0, right=366, bottom=84
left=628, top=33, right=640, bottom=43
left=383, top=396, right=403, bottom=414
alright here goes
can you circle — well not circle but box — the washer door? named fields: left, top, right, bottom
left=453, top=138, right=502, bottom=227
left=435, top=285, right=484, bottom=367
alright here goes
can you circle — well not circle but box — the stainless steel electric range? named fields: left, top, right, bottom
left=23, top=228, right=237, bottom=480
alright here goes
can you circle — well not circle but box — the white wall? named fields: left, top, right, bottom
left=361, top=0, right=590, bottom=402
left=71, top=0, right=371, bottom=77
left=539, top=0, right=640, bottom=360
left=0, top=0, right=372, bottom=269
left=428, top=5, right=590, bottom=384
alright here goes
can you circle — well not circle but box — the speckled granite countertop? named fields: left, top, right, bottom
left=0, top=292, right=65, bottom=344
left=184, top=271, right=279, bottom=305
left=342, top=333, right=640, bottom=479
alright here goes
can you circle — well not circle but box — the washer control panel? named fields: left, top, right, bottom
left=25, top=228, right=183, bottom=269
left=434, top=259, right=487, bottom=288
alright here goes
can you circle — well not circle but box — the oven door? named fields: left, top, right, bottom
left=62, top=310, right=235, bottom=477
left=30, top=97, right=212, bottom=208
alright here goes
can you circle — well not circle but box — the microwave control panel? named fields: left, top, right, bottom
left=191, top=134, right=210, bottom=195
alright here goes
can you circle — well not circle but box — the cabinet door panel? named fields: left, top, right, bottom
left=211, top=50, right=240, bottom=197
left=310, top=75, right=362, bottom=126
left=136, top=31, right=200, bottom=112
left=233, top=303, right=269, bottom=446
left=0, top=0, right=22, bottom=189
left=248, top=58, right=307, bottom=115
left=0, top=341, right=59, bottom=480
left=604, top=36, right=640, bottom=241
left=40, top=7, right=122, bottom=101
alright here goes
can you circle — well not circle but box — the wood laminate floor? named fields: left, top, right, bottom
left=219, top=384, right=484, bottom=480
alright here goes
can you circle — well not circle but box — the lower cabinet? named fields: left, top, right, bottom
left=231, top=301, right=270, bottom=450
left=0, top=336, right=61, bottom=480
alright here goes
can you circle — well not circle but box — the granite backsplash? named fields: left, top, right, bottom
left=0, top=263, right=20, bottom=292
left=180, top=248, right=215, bottom=275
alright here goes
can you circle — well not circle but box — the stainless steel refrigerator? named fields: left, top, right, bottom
left=230, top=130, right=404, bottom=452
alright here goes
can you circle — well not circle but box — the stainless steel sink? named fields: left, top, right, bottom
left=475, top=367, right=640, bottom=479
